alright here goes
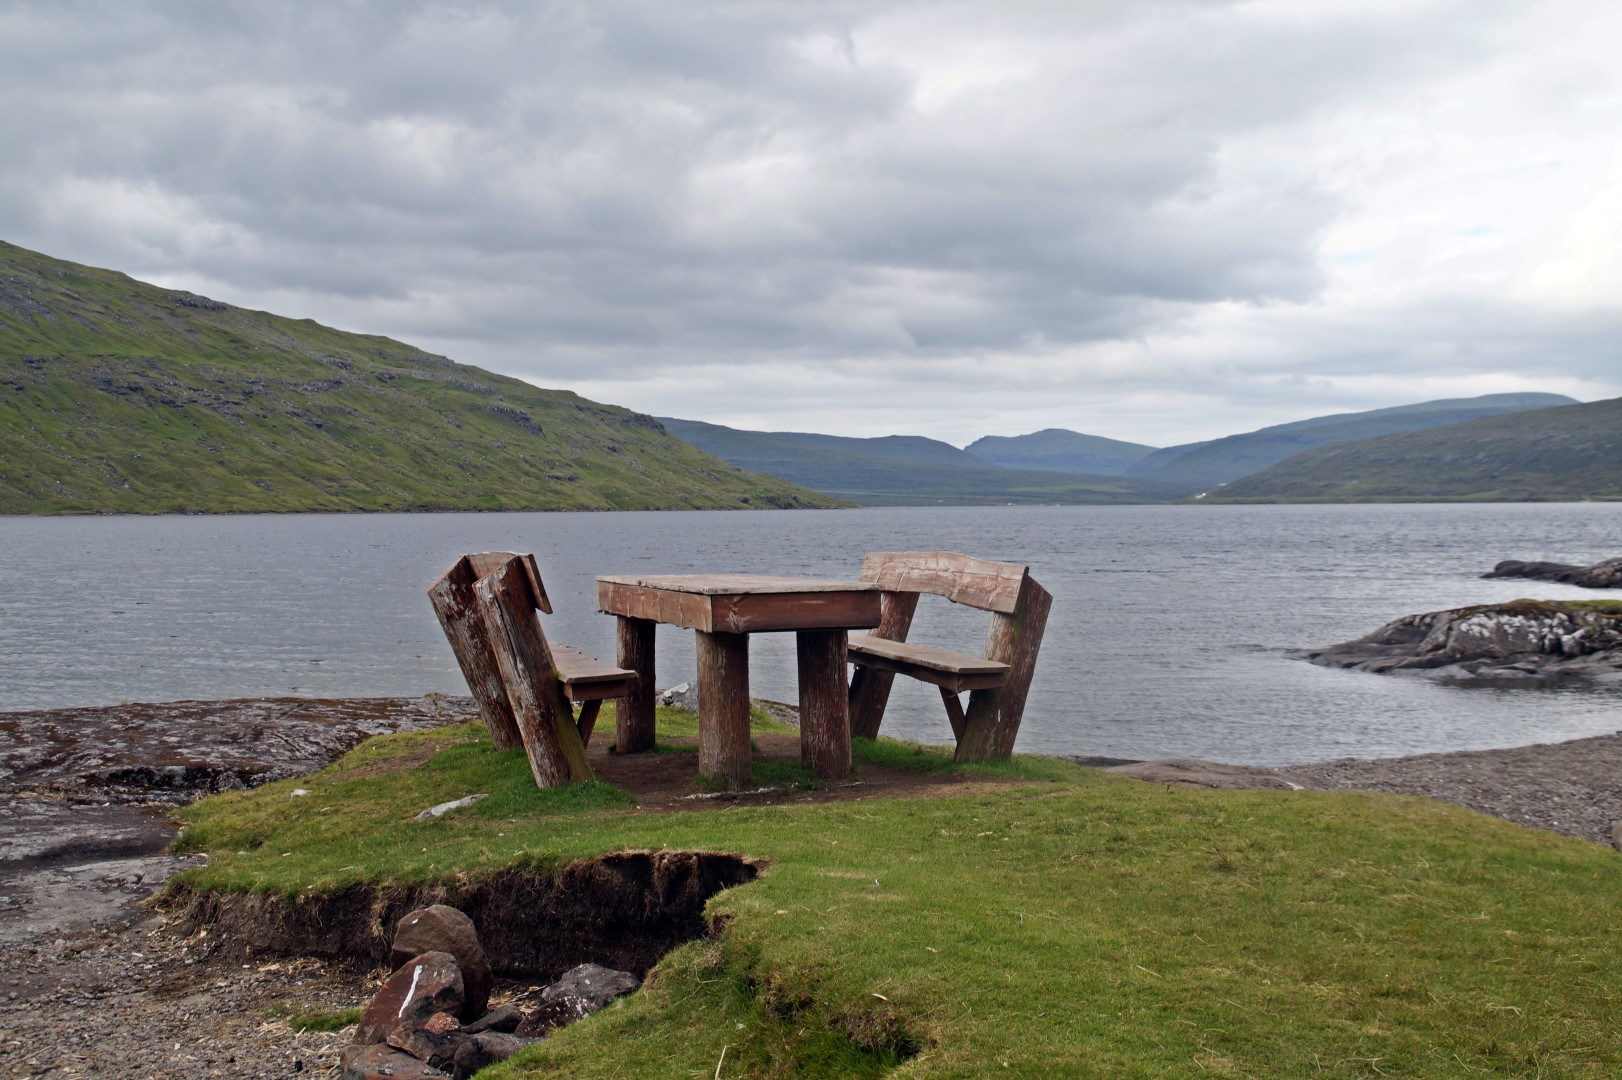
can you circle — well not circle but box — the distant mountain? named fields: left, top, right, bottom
left=658, top=417, right=1184, bottom=505
left=1208, top=397, right=1622, bottom=502
left=1125, top=393, right=1579, bottom=494
left=963, top=429, right=1157, bottom=475
left=0, top=241, right=837, bottom=514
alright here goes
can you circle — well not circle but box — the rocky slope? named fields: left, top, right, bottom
left=1483, top=556, right=1622, bottom=589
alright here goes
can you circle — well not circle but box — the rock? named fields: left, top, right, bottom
left=657, top=682, right=696, bottom=709
left=1104, top=759, right=1301, bottom=790
left=1300, top=600, right=1622, bottom=679
left=412, top=793, right=488, bottom=821
left=341, top=1042, right=453, bottom=1080
left=386, top=1018, right=462, bottom=1069
left=542, top=962, right=640, bottom=1011
left=354, top=950, right=465, bottom=1045
left=1484, top=557, right=1622, bottom=590
left=1612, top=821, right=1622, bottom=853
left=462, top=1003, right=524, bottom=1034
left=390, top=906, right=491, bottom=1020
left=515, top=994, right=594, bottom=1036
left=451, top=1032, right=536, bottom=1078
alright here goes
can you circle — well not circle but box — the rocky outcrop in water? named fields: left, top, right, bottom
left=1300, top=600, right=1622, bottom=679
left=1483, top=557, right=1622, bottom=589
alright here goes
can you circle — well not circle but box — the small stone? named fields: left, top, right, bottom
left=390, top=906, right=491, bottom=1021
left=541, top=963, right=640, bottom=1011
left=354, top=951, right=465, bottom=1046
left=1611, top=821, right=1622, bottom=852
left=515, top=995, right=592, bottom=1037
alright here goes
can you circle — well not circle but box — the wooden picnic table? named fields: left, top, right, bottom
left=596, top=574, right=883, bottom=789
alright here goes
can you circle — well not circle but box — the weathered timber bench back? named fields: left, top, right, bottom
left=847, top=551, right=1051, bottom=762
left=428, top=552, right=638, bottom=788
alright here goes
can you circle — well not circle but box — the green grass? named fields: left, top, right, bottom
left=263, top=1001, right=364, bottom=1033
left=170, top=713, right=1622, bottom=1077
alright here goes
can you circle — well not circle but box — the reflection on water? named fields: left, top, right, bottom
left=2, top=502, right=1619, bottom=764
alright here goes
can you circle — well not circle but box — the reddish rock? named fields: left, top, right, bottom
left=341, top=1042, right=452, bottom=1079
left=463, top=1004, right=524, bottom=1034
left=386, top=1018, right=462, bottom=1069
left=354, top=950, right=465, bottom=1046
left=390, top=905, right=491, bottom=1021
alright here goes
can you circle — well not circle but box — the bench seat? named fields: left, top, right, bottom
left=847, top=633, right=1010, bottom=693
left=552, top=645, right=639, bottom=702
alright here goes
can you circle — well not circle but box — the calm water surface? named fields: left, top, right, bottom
left=2, top=504, right=1620, bottom=764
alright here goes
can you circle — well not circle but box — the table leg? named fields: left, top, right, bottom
left=615, top=615, right=657, bottom=753
left=696, top=630, right=751, bottom=790
left=797, top=629, right=851, bottom=780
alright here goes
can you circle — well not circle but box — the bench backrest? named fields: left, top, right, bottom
left=858, top=550, right=1030, bottom=614
left=465, top=550, right=552, bottom=614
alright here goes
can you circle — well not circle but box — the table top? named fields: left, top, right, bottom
left=598, top=573, right=883, bottom=634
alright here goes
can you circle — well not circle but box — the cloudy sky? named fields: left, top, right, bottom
left=2, top=1, right=1618, bottom=447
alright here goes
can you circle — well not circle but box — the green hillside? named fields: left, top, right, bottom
left=1128, top=393, right=1578, bottom=494
left=963, top=428, right=1157, bottom=475
left=1209, top=396, right=1622, bottom=502
left=659, top=417, right=1183, bottom=505
left=0, top=242, right=838, bottom=514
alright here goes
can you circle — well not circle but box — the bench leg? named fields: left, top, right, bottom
left=848, top=591, right=919, bottom=740
left=696, top=630, right=751, bottom=790
left=797, top=630, right=851, bottom=780
left=575, top=699, right=602, bottom=748
left=938, top=686, right=967, bottom=744
left=615, top=616, right=657, bottom=753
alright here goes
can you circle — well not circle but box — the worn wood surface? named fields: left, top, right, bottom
left=598, top=575, right=881, bottom=634
left=575, top=699, right=602, bottom=747
left=938, top=686, right=967, bottom=743
left=551, top=644, right=638, bottom=702
left=696, top=629, right=751, bottom=790
left=956, top=574, right=1053, bottom=763
left=847, top=590, right=919, bottom=741
left=614, top=615, right=656, bottom=754
left=858, top=551, right=1028, bottom=614
left=427, top=555, right=524, bottom=750
left=473, top=558, right=593, bottom=787
left=796, top=630, right=851, bottom=779
left=466, top=551, right=552, bottom=614
left=846, top=634, right=1010, bottom=687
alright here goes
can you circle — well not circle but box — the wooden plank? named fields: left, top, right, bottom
left=696, top=630, right=751, bottom=790
left=598, top=574, right=882, bottom=595
left=956, top=575, right=1052, bottom=763
left=474, top=558, right=593, bottom=787
left=466, top=551, right=552, bottom=614
left=858, top=551, right=1028, bottom=614
left=551, top=644, right=637, bottom=686
left=713, top=590, right=881, bottom=634
left=848, top=590, right=919, bottom=740
left=427, top=556, right=524, bottom=751
left=615, top=615, right=656, bottom=754
left=847, top=634, right=1012, bottom=677
left=846, top=648, right=1009, bottom=693
left=796, top=629, right=851, bottom=780
left=598, top=580, right=716, bottom=632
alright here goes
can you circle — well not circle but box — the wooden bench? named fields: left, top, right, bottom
left=428, top=552, right=639, bottom=788
left=847, top=551, right=1051, bottom=762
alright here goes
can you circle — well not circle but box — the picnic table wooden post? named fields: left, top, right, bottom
left=615, top=615, right=657, bottom=753
left=955, top=574, right=1053, bottom=763
left=797, top=629, right=851, bottom=778
left=695, top=629, right=751, bottom=790
left=427, top=555, right=524, bottom=751
left=474, top=559, right=593, bottom=787
left=847, top=590, right=919, bottom=740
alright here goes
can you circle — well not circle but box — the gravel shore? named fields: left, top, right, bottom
left=2, top=698, right=1616, bottom=1077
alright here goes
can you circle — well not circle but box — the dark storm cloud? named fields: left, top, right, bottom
left=1, top=0, right=1616, bottom=442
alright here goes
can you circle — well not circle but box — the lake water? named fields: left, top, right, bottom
left=2, top=504, right=1619, bottom=764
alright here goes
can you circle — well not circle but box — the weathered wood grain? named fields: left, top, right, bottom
left=474, top=558, right=593, bottom=787
left=427, top=555, right=524, bottom=750
left=466, top=551, right=551, bottom=614
left=858, top=551, right=1029, bottom=614
left=696, top=629, right=751, bottom=790
left=614, top=616, right=656, bottom=753
left=796, top=630, right=851, bottom=779
left=598, top=576, right=880, bottom=634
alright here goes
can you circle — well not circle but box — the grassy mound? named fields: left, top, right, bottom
left=170, top=712, right=1622, bottom=1077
